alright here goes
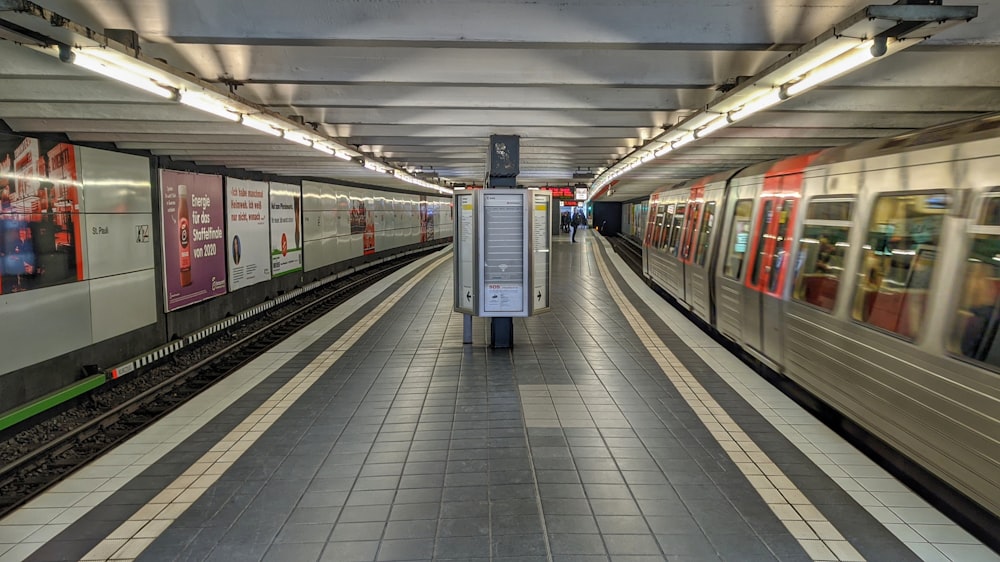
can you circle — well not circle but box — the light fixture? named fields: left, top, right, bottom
left=727, top=89, right=783, bottom=123
left=672, top=133, right=694, bottom=150
left=313, top=143, right=335, bottom=155
left=29, top=8, right=457, bottom=191
left=283, top=130, right=314, bottom=147
left=69, top=50, right=175, bottom=99
left=588, top=2, right=978, bottom=197
left=783, top=39, right=881, bottom=97
left=695, top=115, right=729, bottom=139
left=178, top=90, right=239, bottom=121
left=241, top=115, right=282, bottom=136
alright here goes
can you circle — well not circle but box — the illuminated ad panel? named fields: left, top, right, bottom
left=225, top=177, right=271, bottom=290
left=269, top=182, right=303, bottom=277
left=160, top=170, right=226, bottom=311
left=0, top=134, right=84, bottom=295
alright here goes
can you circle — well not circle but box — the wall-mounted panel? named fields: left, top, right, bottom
left=81, top=212, right=155, bottom=278
left=78, top=147, right=151, bottom=214
left=89, top=269, right=157, bottom=343
left=0, top=281, right=92, bottom=375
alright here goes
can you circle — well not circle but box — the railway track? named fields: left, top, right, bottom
left=608, top=234, right=643, bottom=276
left=0, top=250, right=439, bottom=519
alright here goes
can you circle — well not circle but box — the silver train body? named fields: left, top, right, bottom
left=624, top=114, right=1000, bottom=519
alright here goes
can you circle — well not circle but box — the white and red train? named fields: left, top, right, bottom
left=622, top=114, right=1000, bottom=523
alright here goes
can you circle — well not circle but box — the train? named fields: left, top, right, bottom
left=621, top=113, right=1000, bottom=525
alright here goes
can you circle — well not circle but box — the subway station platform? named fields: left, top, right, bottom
left=1, top=230, right=996, bottom=562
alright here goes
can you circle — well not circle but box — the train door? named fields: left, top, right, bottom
left=642, top=196, right=661, bottom=277
left=741, top=156, right=813, bottom=365
left=680, top=183, right=705, bottom=309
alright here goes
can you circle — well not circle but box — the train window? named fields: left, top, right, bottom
left=766, top=199, right=796, bottom=293
left=695, top=201, right=717, bottom=266
left=852, top=193, right=948, bottom=339
left=750, top=200, right=775, bottom=286
left=806, top=200, right=853, bottom=221
left=979, top=197, right=1000, bottom=226
left=723, top=199, right=754, bottom=279
left=668, top=205, right=686, bottom=255
left=657, top=204, right=672, bottom=250
left=948, top=234, right=1000, bottom=367
left=681, top=203, right=701, bottom=260
left=793, top=199, right=854, bottom=312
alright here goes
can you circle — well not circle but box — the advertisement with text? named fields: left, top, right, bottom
left=269, top=182, right=303, bottom=276
left=225, top=178, right=271, bottom=290
left=160, top=170, right=227, bottom=311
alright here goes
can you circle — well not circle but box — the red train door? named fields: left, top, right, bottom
left=741, top=154, right=817, bottom=363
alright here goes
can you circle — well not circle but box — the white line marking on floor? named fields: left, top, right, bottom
left=80, top=254, right=451, bottom=562
left=592, top=244, right=864, bottom=562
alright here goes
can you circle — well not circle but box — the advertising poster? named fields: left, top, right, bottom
left=350, top=193, right=376, bottom=255
left=0, top=134, right=84, bottom=295
left=225, top=178, right=271, bottom=290
left=269, top=182, right=303, bottom=277
left=160, top=170, right=226, bottom=311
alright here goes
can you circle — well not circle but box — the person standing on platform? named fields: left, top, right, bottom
left=571, top=212, right=582, bottom=243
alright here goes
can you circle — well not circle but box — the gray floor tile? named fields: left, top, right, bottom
left=263, top=542, right=324, bottom=562
left=318, top=540, right=378, bottom=562
left=376, top=538, right=434, bottom=561
left=382, top=519, right=437, bottom=540
left=550, top=533, right=607, bottom=555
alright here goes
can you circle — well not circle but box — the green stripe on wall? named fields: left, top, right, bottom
left=0, top=374, right=107, bottom=433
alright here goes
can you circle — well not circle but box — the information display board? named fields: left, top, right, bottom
left=481, top=192, right=527, bottom=315
left=453, top=189, right=551, bottom=319
left=531, top=192, right=551, bottom=314
left=454, top=192, right=475, bottom=313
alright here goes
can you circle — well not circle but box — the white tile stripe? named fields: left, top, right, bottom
left=596, top=237, right=999, bottom=562
left=79, top=253, right=451, bottom=562
left=592, top=244, right=864, bottom=562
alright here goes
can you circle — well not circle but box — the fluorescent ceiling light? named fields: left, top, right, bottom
left=179, top=90, right=239, bottom=121
left=728, top=90, right=783, bottom=122
left=241, top=115, right=281, bottom=136
left=283, top=130, right=314, bottom=147
left=78, top=47, right=182, bottom=89
left=588, top=3, right=977, bottom=194
left=672, top=133, right=694, bottom=150
left=71, top=50, right=175, bottom=99
left=334, top=151, right=353, bottom=161
left=784, top=40, right=878, bottom=97
left=313, top=143, right=335, bottom=155
left=695, top=115, right=729, bottom=139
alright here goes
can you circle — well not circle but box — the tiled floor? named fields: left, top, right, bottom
left=1, top=232, right=996, bottom=562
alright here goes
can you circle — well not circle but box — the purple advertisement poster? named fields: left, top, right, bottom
left=160, top=170, right=227, bottom=311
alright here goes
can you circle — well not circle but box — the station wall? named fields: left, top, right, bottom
left=0, top=133, right=453, bottom=414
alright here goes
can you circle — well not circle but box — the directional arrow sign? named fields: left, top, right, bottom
left=466, top=291, right=472, bottom=302
left=537, top=291, right=542, bottom=302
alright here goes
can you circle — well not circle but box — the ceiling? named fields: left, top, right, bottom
left=2, top=0, right=1000, bottom=201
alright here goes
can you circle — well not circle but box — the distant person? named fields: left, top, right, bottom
left=561, top=212, right=570, bottom=233
left=571, top=212, right=582, bottom=243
